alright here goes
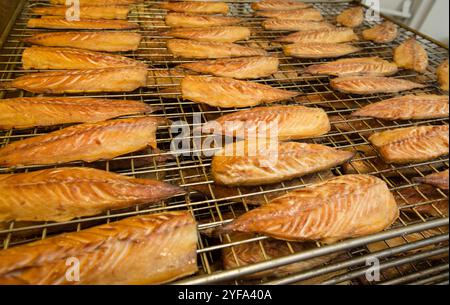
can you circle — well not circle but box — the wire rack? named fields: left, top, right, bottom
left=0, top=0, right=449, bottom=285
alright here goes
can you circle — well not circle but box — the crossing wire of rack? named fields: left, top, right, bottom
left=0, top=0, right=448, bottom=285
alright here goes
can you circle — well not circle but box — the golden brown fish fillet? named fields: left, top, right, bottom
left=211, top=141, right=354, bottom=186
left=352, top=95, right=449, bottom=120
left=10, top=67, right=147, bottom=94
left=262, top=19, right=335, bottom=31
left=27, top=18, right=139, bottom=30
left=283, top=43, right=360, bottom=59
left=0, top=211, right=198, bottom=285
left=336, top=7, right=364, bottom=28
left=0, top=167, right=184, bottom=222
left=0, top=116, right=166, bottom=167
left=307, top=57, right=398, bottom=76
left=369, top=125, right=449, bottom=164
left=330, top=76, right=426, bottom=94
left=221, top=174, right=399, bottom=243
left=181, top=75, right=298, bottom=108
left=31, top=6, right=130, bottom=19
left=165, top=12, right=241, bottom=27
left=201, top=105, right=331, bottom=140
left=167, top=39, right=267, bottom=59
left=413, top=170, right=449, bottom=190
left=160, top=1, right=229, bottom=14
left=275, top=28, right=358, bottom=43
left=251, top=0, right=311, bottom=11
left=50, top=0, right=142, bottom=5
left=255, top=8, right=323, bottom=21
left=394, top=38, right=428, bottom=73
left=179, top=56, right=279, bottom=79
left=0, top=97, right=157, bottom=130
left=437, top=59, right=449, bottom=91
left=22, top=47, right=145, bottom=70
left=166, top=26, right=250, bottom=42
left=362, top=21, right=398, bottom=43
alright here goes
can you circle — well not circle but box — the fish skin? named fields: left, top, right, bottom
left=437, top=59, right=449, bottom=91
left=0, top=211, right=198, bottom=284
left=336, top=6, right=364, bottom=28
left=212, top=141, right=354, bottom=186
left=50, top=0, right=142, bottom=5
left=165, top=13, right=241, bottom=28
left=221, top=174, right=399, bottom=243
left=262, top=19, right=335, bottom=31
left=362, top=21, right=398, bottom=43
left=283, top=42, right=360, bottom=59
left=27, top=18, right=139, bottom=30
left=352, top=95, right=449, bottom=120
left=160, top=1, right=229, bottom=14
left=369, top=125, right=449, bottom=164
left=179, top=56, right=279, bottom=79
left=181, top=75, right=298, bottom=108
left=251, top=0, right=311, bottom=11
left=31, top=6, right=130, bottom=20
left=394, top=38, right=428, bottom=73
left=11, top=67, right=148, bottom=94
left=307, top=57, right=398, bottom=76
left=0, top=116, right=167, bottom=167
left=255, top=8, right=323, bottom=21
left=166, top=26, right=251, bottom=43
left=413, top=170, right=449, bottom=190
left=330, top=76, right=426, bottom=94
left=275, top=28, right=358, bottom=43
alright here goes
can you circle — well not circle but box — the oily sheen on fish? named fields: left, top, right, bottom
left=166, top=26, right=251, bottom=43
left=330, top=76, right=426, bottom=94
left=165, top=13, right=241, bottom=27
left=255, top=8, right=323, bottom=21
left=437, top=59, right=449, bottom=91
left=251, top=0, right=311, bottom=11
left=283, top=43, right=360, bottom=59
left=362, top=21, right=398, bottom=43
left=0, top=211, right=198, bottom=284
left=275, top=28, right=358, bottom=43
left=31, top=6, right=130, bottom=20
left=336, top=7, right=364, bottom=28
left=413, top=170, right=449, bottom=190
left=394, top=38, right=428, bottom=73
left=160, top=1, right=229, bottom=14
left=307, top=57, right=398, bottom=76
left=27, top=18, right=139, bottom=30
left=262, top=19, right=335, bottom=31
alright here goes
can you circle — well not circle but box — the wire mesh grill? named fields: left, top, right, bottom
left=0, top=0, right=448, bottom=285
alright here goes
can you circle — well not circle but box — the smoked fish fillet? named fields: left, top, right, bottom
left=0, top=167, right=184, bottom=222
left=255, top=8, right=323, bottom=21
left=165, top=13, right=241, bottom=27
left=22, top=31, right=142, bottom=52
left=167, top=39, right=267, bottom=59
left=362, top=21, right=398, bottom=43
left=31, top=6, right=130, bottom=20
left=307, top=57, right=398, bottom=76
left=251, top=0, right=311, bottom=11
left=181, top=75, right=298, bottom=108
left=330, top=76, right=426, bottom=94
left=275, top=28, right=359, bottom=43
left=50, top=0, right=142, bottom=5
left=221, top=174, right=399, bottom=243
left=179, top=56, right=279, bottom=79
left=211, top=141, right=354, bottom=186
left=369, top=125, right=449, bottom=164
left=352, top=95, right=449, bottom=120
left=394, top=38, right=428, bottom=73
left=166, top=26, right=251, bottom=42
left=0, top=116, right=166, bottom=167
left=22, top=47, right=145, bottom=70
left=160, top=1, right=229, bottom=14
left=201, top=105, right=331, bottom=140
left=27, top=18, right=139, bottom=30
left=336, top=7, right=364, bottom=28
left=437, top=59, right=449, bottom=91
left=413, top=170, right=449, bottom=190
left=283, top=43, right=360, bottom=59
left=10, top=67, right=148, bottom=94
left=262, top=19, right=335, bottom=31
left=0, top=211, right=198, bottom=284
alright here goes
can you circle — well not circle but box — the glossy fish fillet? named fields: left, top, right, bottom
left=166, top=26, right=250, bottom=42
left=27, top=18, right=139, bottom=30
left=283, top=43, right=360, bottom=59
left=369, top=125, right=449, bottom=164
left=31, top=6, right=130, bottom=19
left=437, top=59, right=449, bottom=91
left=11, top=67, right=147, bottom=94
left=160, top=1, right=229, bottom=14
left=181, top=75, right=298, bottom=108
left=179, top=56, right=279, bottom=79
left=251, top=0, right=311, bottom=11
left=330, top=76, right=426, bottom=94
left=165, top=13, right=241, bottom=27
left=50, top=0, right=142, bottom=5
left=201, top=105, right=331, bottom=140
left=307, top=57, right=398, bottom=76
left=255, top=8, right=323, bottom=21
left=0, top=116, right=166, bottom=167
left=352, top=95, right=449, bottom=120
left=336, top=7, right=364, bottom=28
left=167, top=39, right=266, bottom=59
left=362, top=21, right=398, bottom=43
left=394, top=38, right=428, bottom=73
left=413, top=170, right=449, bottom=190
left=276, top=28, right=358, bottom=43
left=262, top=19, right=335, bottom=31
left=0, top=211, right=197, bottom=285
left=212, top=141, right=354, bottom=186
left=221, top=174, right=399, bottom=243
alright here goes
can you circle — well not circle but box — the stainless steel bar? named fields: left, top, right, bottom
left=408, top=273, right=450, bottom=285
left=379, top=264, right=449, bottom=285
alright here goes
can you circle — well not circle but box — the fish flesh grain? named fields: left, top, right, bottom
left=179, top=56, right=279, bottom=79
left=369, top=125, right=449, bottom=164
left=251, top=0, right=311, bottom=11
left=31, top=6, right=130, bottom=20
left=27, top=18, right=139, bottom=30
left=0, top=211, right=198, bottom=284
left=336, top=6, right=364, bottom=28
left=275, top=28, right=358, bottom=43
left=167, top=39, right=267, bottom=59
left=330, top=76, right=426, bottom=94
left=307, top=57, right=398, bottom=76
left=10, top=67, right=147, bottom=94
left=0, top=116, right=166, bottom=167
left=166, top=26, right=251, bottom=43
left=165, top=13, right=241, bottom=28
left=0, top=167, right=184, bottom=222
left=413, top=170, right=449, bottom=190
left=352, top=95, right=449, bottom=120
left=22, top=47, right=145, bottom=70
left=211, top=140, right=354, bottom=186
left=159, top=1, right=229, bottom=14
left=0, top=97, right=157, bottom=130
left=437, top=59, right=449, bottom=91
left=255, top=8, right=323, bottom=21
left=283, top=43, right=360, bottom=59
left=394, top=38, right=428, bottom=73
left=262, top=19, right=335, bottom=31
left=362, top=21, right=398, bottom=43
left=201, top=105, right=331, bottom=140
left=50, top=0, right=142, bottom=5
left=181, top=75, right=298, bottom=108
left=221, top=174, right=399, bottom=243
left=21, top=31, right=142, bottom=52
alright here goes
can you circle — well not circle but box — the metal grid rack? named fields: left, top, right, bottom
left=0, top=0, right=448, bottom=285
